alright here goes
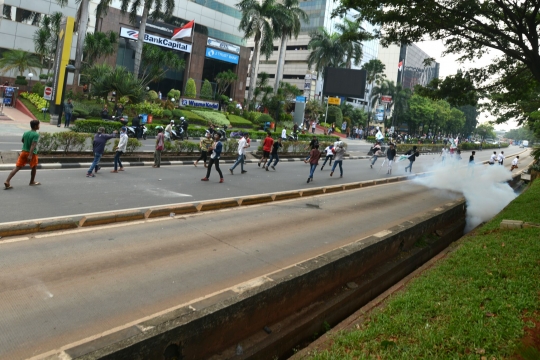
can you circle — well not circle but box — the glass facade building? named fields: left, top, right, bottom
left=398, top=43, right=439, bottom=89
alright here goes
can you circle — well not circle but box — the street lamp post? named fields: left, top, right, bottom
left=57, top=65, right=76, bottom=127
left=27, top=73, right=33, bottom=92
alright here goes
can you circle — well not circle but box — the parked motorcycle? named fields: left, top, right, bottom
left=127, top=124, right=147, bottom=140
left=287, top=131, right=299, bottom=141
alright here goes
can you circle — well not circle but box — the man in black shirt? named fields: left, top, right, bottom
left=386, top=143, right=397, bottom=175
left=304, top=136, right=319, bottom=162
left=266, top=137, right=282, bottom=170
left=131, top=115, right=141, bottom=139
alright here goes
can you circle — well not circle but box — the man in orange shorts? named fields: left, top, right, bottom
left=4, top=119, right=41, bottom=189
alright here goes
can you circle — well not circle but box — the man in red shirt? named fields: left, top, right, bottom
left=258, top=132, right=274, bottom=168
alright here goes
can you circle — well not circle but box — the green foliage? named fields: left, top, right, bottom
left=88, top=65, right=146, bottom=104
left=414, top=73, right=478, bottom=107
left=200, top=79, right=213, bottom=100
left=0, top=49, right=41, bottom=76
left=172, top=109, right=183, bottom=118
left=36, top=132, right=59, bottom=154
left=162, top=109, right=172, bottom=118
left=20, top=91, right=48, bottom=110
left=55, top=132, right=90, bottom=153
left=141, top=44, right=185, bottom=83
left=32, top=82, right=45, bottom=96
left=307, top=28, right=345, bottom=75
left=185, top=78, right=197, bottom=98
left=222, top=139, right=239, bottom=154
left=131, top=101, right=164, bottom=117
left=244, top=111, right=263, bottom=123
left=256, top=114, right=274, bottom=125
left=180, top=110, right=208, bottom=125
left=71, top=119, right=123, bottom=134
left=167, top=89, right=181, bottom=100
left=215, top=69, right=239, bottom=97
left=326, top=106, right=343, bottom=127
left=147, top=90, right=158, bottom=100
left=113, top=138, right=142, bottom=153
left=82, top=31, right=117, bottom=71
left=475, top=123, right=496, bottom=141
left=192, top=110, right=230, bottom=126
left=227, top=114, right=254, bottom=128
left=505, top=127, right=538, bottom=142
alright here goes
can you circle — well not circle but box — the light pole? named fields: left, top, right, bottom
left=27, top=73, right=34, bottom=92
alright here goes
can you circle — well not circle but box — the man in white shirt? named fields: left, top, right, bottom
left=165, top=120, right=174, bottom=141
left=489, top=151, right=497, bottom=165
left=229, top=133, right=248, bottom=174
left=498, top=151, right=505, bottom=165
left=320, top=144, right=334, bottom=170
left=510, top=156, right=519, bottom=171
left=281, top=128, right=287, bottom=140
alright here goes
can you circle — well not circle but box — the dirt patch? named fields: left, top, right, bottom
left=512, top=311, right=540, bottom=360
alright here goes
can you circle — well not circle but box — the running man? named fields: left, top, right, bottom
left=87, top=127, right=117, bottom=177
left=370, top=141, right=383, bottom=169
left=510, top=156, right=519, bottom=171
left=320, top=144, right=334, bottom=170
left=266, top=137, right=282, bottom=171
left=489, top=151, right=497, bottom=165
left=498, top=151, right=505, bottom=165
left=111, top=127, right=127, bottom=173
left=258, top=132, right=274, bottom=168
left=404, top=146, right=420, bottom=173
left=201, top=133, right=224, bottom=183
left=330, top=142, right=345, bottom=178
left=230, top=133, right=249, bottom=174
left=305, top=136, right=319, bottom=162
left=386, top=143, right=397, bottom=175
left=306, top=144, right=321, bottom=183
left=4, top=119, right=41, bottom=189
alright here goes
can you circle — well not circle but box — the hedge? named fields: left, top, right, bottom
left=256, top=140, right=347, bottom=153
left=37, top=132, right=142, bottom=154
left=227, top=114, right=254, bottom=128
left=191, top=110, right=230, bottom=127
left=395, top=143, right=510, bottom=153
left=72, top=120, right=124, bottom=134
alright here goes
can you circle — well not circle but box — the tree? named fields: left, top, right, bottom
left=253, top=71, right=273, bottom=105
left=307, top=29, right=345, bottom=76
left=361, top=59, right=386, bottom=130
left=89, top=65, right=147, bottom=105
left=200, top=79, right=214, bottom=100
left=414, top=71, right=478, bottom=108
left=335, top=18, right=367, bottom=69
left=33, top=12, right=63, bottom=78
left=185, top=78, right=197, bottom=98
left=140, top=43, right=185, bottom=84
left=237, top=0, right=277, bottom=106
left=305, top=99, right=324, bottom=122
left=97, top=0, right=176, bottom=79
left=56, top=0, right=91, bottom=86
left=272, top=0, right=308, bottom=93
left=475, top=123, right=496, bottom=142
left=334, top=0, right=540, bottom=133
left=505, top=127, right=538, bottom=143
left=327, top=105, right=343, bottom=127
left=215, top=69, right=239, bottom=98
left=83, top=31, right=118, bottom=67
left=407, top=94, right=435, bottom=136
left=0, top=50, right=41, bottom=77
left=32, top=28, right=48, bottom=76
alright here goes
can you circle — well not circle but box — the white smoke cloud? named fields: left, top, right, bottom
left=413, top=159, right=516, bottom=232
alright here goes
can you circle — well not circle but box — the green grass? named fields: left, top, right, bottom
left=310, top=181, right=540, bottom=360
left=19, top=97, right=51, bottom=122
left=227, top=114, right=253, bottom=128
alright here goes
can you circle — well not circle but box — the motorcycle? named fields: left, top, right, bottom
left=127, top=124, right=147, bottom=140
left=216, top=125, right=227, bottom=140
left=287, top=131, right=299, bottom=141
left=110, top=115, right=129, bottom=126
left=170, top=125, right=185, bottom=141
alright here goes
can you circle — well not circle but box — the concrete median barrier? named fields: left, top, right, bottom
left=80, top=209, right=146, bottom=227
left=374, top=179, right=389, bottom=185
left=145, top=204, right=198, bottom=218
left=197, top=199, right=240, bottom=212
left=300, top=188, right=325, bottom=197
left=272, top=191, right=302, bottom=201
left=387, top=177, right=399, bottom=183
left=324, top=185, right=345, bottom=194
left=239, top=195, right=274, bottom=206
left=0, top=221, right=39, bottom=237
left=360, top=180, right=375, bottom=188
left=343, top=183, right=361, bottom=190
left=38, top=218, right=79, bottom=232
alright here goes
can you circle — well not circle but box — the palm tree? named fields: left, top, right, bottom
left=97, top=0, right=176, bottom=79
left=237, top=0, right=277, bottom=108
left=272, top=0, right=307, bottom=93
left=83, top=31, right=118, bottom=66
left=335, top=18, right=365, bottom=69
left=361, top=59, right=386, bottom=130
left=307, top=28, right=345, bottom=77
left=33, top=13, right=63, bottom=78
left=0, top=50, right=41, bottom=77
left=56, top=0, right=91, bottom=86
left=90, top=65, right=147, bottom=105
left=33, top=28, right=49, bottom=76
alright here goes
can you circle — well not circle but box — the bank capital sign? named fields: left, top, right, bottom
left=120, top=27, right=192, bottom=53
left=205, top=47, right=239, bottom=64
left=181, top=98, right=219, bottom=110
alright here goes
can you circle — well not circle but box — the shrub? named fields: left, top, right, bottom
left=147, top=90, right=158, bottom=100
left=162, top=109, right=172, bottom=118
left=185, top=78, right=197, bottom=98
left=192, top=110, right=230, bottom=127
left=72, top=102, right=103, bottom=118
left=113, top=138, right=142, bottom=153
left=131, top=101, right=164, bottom=117
left=327, top=106, right=343, bottom=127
left=19, top=92, right=47, bottom=110
left=256, top=114, right=273, bottom=125
left=55, top=132, right=90, bottom=153
left=167, top=89, right=181, bottom=100
left=15, top=76, right=27, bottom=85
left=71, top=119, right=123, bottom=134
left=32, top=82, right=45, bottom=96
left=172, top=109, right=183, bottom=118
left=200, top=79, right=213, bottom=100
left=222, top=139, right=239, bottom=154
left=181, top=110, right=207, bottom=125
left=227, top=114, right=253, bottom=128
left=37, top=132, right=59, bottom=154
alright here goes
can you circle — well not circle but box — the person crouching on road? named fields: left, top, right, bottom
left=258, top=132, right=274, bottom=168
left=306, top=144, right=321, bottom=183
left=153, top=126, right=164, bottom=168
left=230, top=133, right=249, bottom=174
left=4, top=119, right=41, bottom=189
left=194, top=131, right=213, bottom=168
left=370, top=141, right=382, bottom=169
left=320, top=144, right=334, bottom=170
left=386, top=143, right=397, bottom=175
left=266, top=137, right=282, bottom=171
left=330, top=142, right=345, bottom=178
left=111, top=127, right=127, bottom=173
left=201, top=133, right=224, bottom=183
left=87, top=127, right=117, bottom=177
left=510, top=156, right=519, bottom=171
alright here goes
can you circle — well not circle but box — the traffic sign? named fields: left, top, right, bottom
left=328, top=97, right=341, bottom=105
left=381, top=95, right=392, bottom=103
left=43, top=87, right=53, bottom=101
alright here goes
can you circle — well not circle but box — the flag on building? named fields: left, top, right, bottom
left=172, top=20, right=194, bottom=40
left=398, top=60, right=403, bottom=71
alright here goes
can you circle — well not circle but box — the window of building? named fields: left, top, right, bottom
left=286, top=46, right=308, bottom=50
left=260, top=60, right=277, bottom=65
left=284, top=60, right=307, bottom=64
left=188, top=0, right=242, bottom=20
left=3, top=5, right=42, bottom=26
left=283, top=74, right=304, bottom=79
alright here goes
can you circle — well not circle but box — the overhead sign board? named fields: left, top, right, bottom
left=120, top=27, right=192, bottom=53
left=207, top=37, right=241, bottom=54
left=43, top=87, right=53, bottom=101
left=381, top=95, right=392, bottom=103
left=328, top=97, right=341, bottom=105
left=205, top=47, right=239, bottom=64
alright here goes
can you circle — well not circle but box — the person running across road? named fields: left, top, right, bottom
left=4, top=119, right=41, bottom=189
left=404, top=146, right=420, bottom=173
left=311, top=120, right=316, bottom=134
left=305, top=136, right=319, bottom=162
left=498, top=151, right=505, bottom=165
left=441, top=146, right=448, bottom=163
left=194, top=131, right=213, bottom=167
left=258, top=132, right=274, bottom=168
left=266, top=137, right=282, bottom=171
left=111, top=127, right=128, bottom=173
left=306, top=144, right=321, bottom=183
left=330, top=142, right=345, bottom=178
left=511, top=156, right=519, bottom=171
left=489, top=151, right=497, bottom=165
left=386, top=143, right=397, bottom=175
left=370, top=141, right=383, bottom=169
left=230, top=133, right=249, bottom=174
left=153, top=126, right=164, bottom=168
left=320, top=144, right=334, bottom=170
left=281, top=127, right=287, bottom=140
left=86, top=127, right=117, bottom=177
left=201, top=133, right=224, bottom=183
left=469, top=151, right=476, bottom=165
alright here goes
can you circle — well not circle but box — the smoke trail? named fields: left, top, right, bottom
left=413, top=159, right=516, bottom=232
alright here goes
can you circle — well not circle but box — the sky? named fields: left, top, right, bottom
left=415, top=40, right=520, bottom=132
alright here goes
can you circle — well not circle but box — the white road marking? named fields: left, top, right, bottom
left=144, top=188, right=192, bottom=198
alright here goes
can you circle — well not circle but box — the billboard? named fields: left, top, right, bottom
left=322, top=67, right=367, bottom=98
left=375, top=105, right=385, bottom=122
left=381, top=95, right=392, bottom=103
left=120, top=27, right=192, bottom=53
left=205, top=47, right=239, bottom=64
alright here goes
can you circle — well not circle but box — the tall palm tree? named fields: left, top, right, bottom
left=83, top=31, right=118, bottom=66
left=0, top=50, right=41, bottom=77
left=361, top=59, right=386, bottom=130
left=335, top=18, right=365, bottom=69
left=272, top=0, right=307, bottom=93
left=97, top=0, right=176, bottom=79
left=237, top=0, right=277, bottom=108
left=307, top=28, right=345, bottom=77
left=57, top=0, right=90, bottom=86
left=33, top=28, right=49, bottom=76
left=33, top=13, right=63, bottom=78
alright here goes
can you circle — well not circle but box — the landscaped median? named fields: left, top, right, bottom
left=295, top=179, right=540, bottom=360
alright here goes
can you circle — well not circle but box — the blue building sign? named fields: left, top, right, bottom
left=205, top=47, right=239, bottom=64
left=181, top=98, right=219, bottom=110
left=295, top=96, right=306, bottom=103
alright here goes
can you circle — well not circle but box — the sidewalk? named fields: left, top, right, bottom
left=0, top=106, right=70, bottom=136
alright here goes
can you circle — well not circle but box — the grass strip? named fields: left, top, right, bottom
left=310, top=181, right=540, bottom=360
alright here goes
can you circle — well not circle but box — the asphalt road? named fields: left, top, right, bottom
left=0, top=147, right=527, bottom=224
left=0, top=182, right=463, bottom=360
